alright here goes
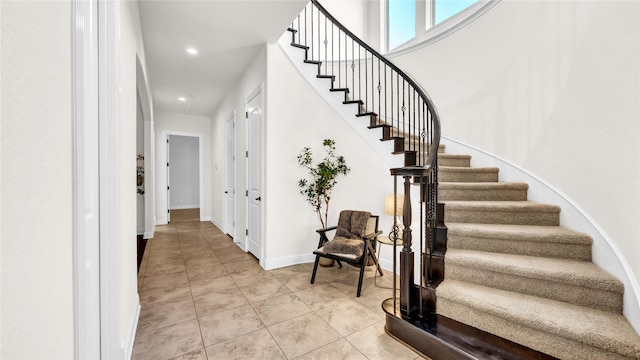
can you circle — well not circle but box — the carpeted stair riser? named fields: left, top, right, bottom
left=438, top=296, right=634, bottom=360
left=444, top=201, right=560, bottom=226
left=437, top=280, right=640, bottom=360
left=434, top=154, right=471, bottom=167
left=445, top=252, right=623, bottom=312
left=439, top=182, right=528, bottom=201
left=446, top=223, right=592, bottom=260
left=439, top=166, right=499, bottom=182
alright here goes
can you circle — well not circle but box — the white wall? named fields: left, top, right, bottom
left=388, top=0, right=640, bottom=322
left=155, top=112, right=212, bottom=224
left=263, top=43, right=397, bottom=269
left=169, top=135, right=200, bottom=209
left=0, top=2, right=75, bottom=357
left=121, top=1, right=148, bottom=355
left=210, top=46, right=267, bottom=234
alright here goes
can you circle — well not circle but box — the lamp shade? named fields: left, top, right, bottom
left=384, top=194, right=404, bottom=216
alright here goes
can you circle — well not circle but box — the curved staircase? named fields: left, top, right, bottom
left=437, top=149, right=640, bottom=359
left=284, top=1, right=640, bottom=358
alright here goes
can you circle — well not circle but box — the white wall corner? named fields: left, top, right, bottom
left=143, top=230, right=155, bottom=239
left=156, top=216, right=168, bottom=226
left=123, top=298, right=141, bottom=360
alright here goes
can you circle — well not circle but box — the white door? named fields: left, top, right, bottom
left=73, top=0, right=101, bottom=356
left=225, top=113, right=236, bottom=238
left=246, top=85, right=263, bottom=259
left=166, top=136, right=171, bottom=222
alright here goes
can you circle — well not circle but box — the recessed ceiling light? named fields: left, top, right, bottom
left=186, top=47, right=198, bottom=55
left=178, top=97, right=186, bottom=102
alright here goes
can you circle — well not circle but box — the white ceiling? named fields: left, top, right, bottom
left=138, top=0, right=308, bottom=117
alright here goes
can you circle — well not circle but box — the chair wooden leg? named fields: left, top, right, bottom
left=311, top=255, right=320, bottom=284
left=367, top=241, right=384, bottom=276
left=356, top=254, right=368, bottom=297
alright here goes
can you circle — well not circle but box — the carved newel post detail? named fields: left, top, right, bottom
left=400, top=175, right=414, bottom=316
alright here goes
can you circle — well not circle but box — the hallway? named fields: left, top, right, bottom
left=133, top=216, right=422, bottom=359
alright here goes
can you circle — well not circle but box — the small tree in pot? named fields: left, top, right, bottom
left=297, top=138, right=350, bottom=236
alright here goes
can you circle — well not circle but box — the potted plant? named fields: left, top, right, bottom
left=298, top=139, right=350, bottom=266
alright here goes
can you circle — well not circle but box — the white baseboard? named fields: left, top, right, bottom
left=209, top=217, right=224, bottom=230
left=136, top=229, right=144, bottom=236
left=169, top=205, right=199, bottom=210
left=263, top=254, right=316, bottom=271
left=123, top=297, right=140, bottom=360
left=156, top=216, right=167, bottom=225
left=143, top=230, right=154, bottom=239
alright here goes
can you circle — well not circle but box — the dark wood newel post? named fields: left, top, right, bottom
left=400, top=175, right=413, bottom=316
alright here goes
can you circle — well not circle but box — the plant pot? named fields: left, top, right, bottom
left=319, top=257, right=335, bottom=267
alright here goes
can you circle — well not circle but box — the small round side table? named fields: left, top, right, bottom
left=374, top=235, right=403, bottom=288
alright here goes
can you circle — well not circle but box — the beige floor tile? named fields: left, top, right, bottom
left=141, top=271, right=189, bottom=292
left=193, top=288, right=248, bottom=317
left=189, top=274, right=237, bottom=297
left=185, top=256, right=223, bottom=272
left=223, top=258, right=261, bottom=274
left=345, top=321, right=419, bottom=360
left=240, top=277, right=291, bottom=304
left=147, top=253, right=184, bottom=266
left=354, top=286, right=397, bottom=310
left=294, top=283, right=350, bottom=311
left=186, top=266, right=228, bottom=282
left=314, top=299, right=383, bottom=336
left=137, top=297, right=197, bottom=332
left=205, top=328, right=286, bottom=360
left=268, top=262, right=313, bottom=279
left=230, top=267, right=274, bottom=287
left=139, top=284, right=192, bottom=306
left=135, top=220, right=421, bottom=360
left=294, top=338, right=367, bottom=360
left=145, top=262, right=187, bottom=277
left=268, top=312, right=341, bottom=359
left=281, top=272, right=325, bottom=292
left=198, top=305, right=264, bottom=346
left=132, top=319, right=203, bottom=360
left=168, top=348, right=207, bottom=360
left=252, top=293, right=312, bottom=326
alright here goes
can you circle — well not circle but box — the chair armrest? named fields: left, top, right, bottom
left=316, top=225, right=337, bottom=234
left=363, top=230, right=383, bottom=240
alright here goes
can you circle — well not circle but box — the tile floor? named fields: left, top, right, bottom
left=133, top=218, right=423, bottom=360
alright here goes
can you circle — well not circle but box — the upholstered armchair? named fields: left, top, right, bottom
left=310, top=210, right=383, bottom=297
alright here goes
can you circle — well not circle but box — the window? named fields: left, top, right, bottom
left=386, top=0, right=485, bottom=52
left=387, top=0, right=416, bottom=51
left=433, top=0, right=479, bottom=25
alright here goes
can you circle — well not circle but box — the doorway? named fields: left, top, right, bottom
left=163, top=131, right=205, bottom=223
left=225, top=111, right=236, bottom=238
left=246, top=83, right=264, bottom=262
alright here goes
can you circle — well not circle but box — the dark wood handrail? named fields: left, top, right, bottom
left=311, top=0, right=441, bottom=173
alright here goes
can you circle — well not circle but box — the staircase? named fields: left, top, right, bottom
left=285, top=1, right=640, bottom=359
left=436, top=150, right=640, bottom=359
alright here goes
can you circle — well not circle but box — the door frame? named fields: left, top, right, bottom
left=245, top=82, right=265, bottom=264
left=72, top=0, right=121, bottom=358
left=225, top=110, right=237, bottom=238
left=163, top=130, right=205, bottom=222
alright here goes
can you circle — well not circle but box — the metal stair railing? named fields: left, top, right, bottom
left=288, top=0, right=445, bottom=318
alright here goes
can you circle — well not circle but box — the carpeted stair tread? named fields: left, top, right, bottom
left=439, top=166, right=499, bottom=182
left=438, top=279, right=640, bottom=359
left=447, top=223, right=591, bottom=245
left=447, top=222, right=593, bottom=260
left=439, top=182, right=528, bottom=201
left=445, top=249, right=623, bottom=312
left=444, top=201, right=561, bottom=226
